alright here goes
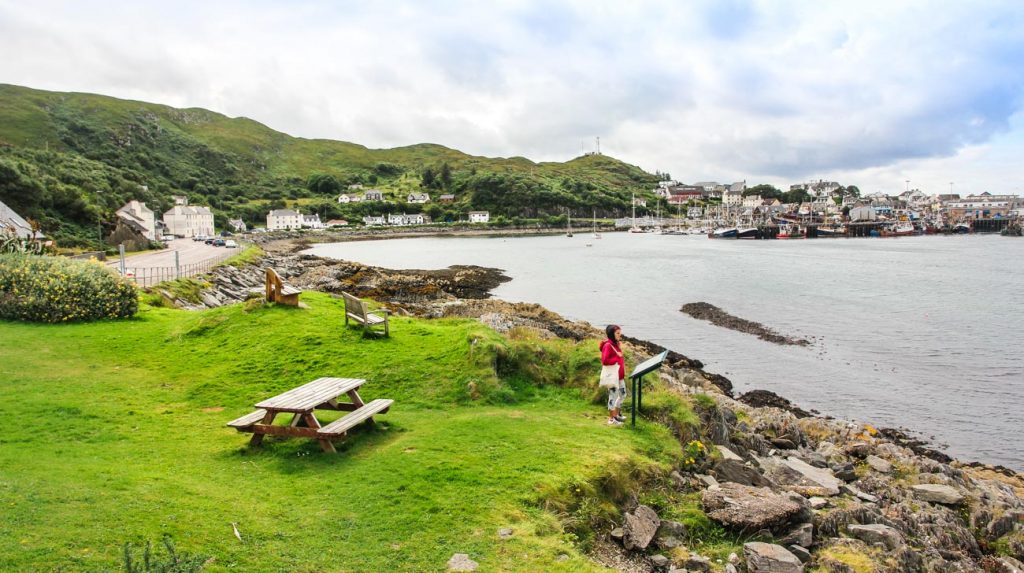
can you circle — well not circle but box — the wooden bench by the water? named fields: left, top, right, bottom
left=341, top=291, right=389, bottom=336
left=265, top=267, right=302, bottom=306
left=226, top=377, right=393, bottom=453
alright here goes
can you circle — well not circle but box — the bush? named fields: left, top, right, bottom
left=0, top=254, right=138, bottom=322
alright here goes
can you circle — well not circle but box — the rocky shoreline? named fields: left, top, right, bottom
left=155, top=238, right=1024, bottom=573
left=680, top=302, right=811, bottom=347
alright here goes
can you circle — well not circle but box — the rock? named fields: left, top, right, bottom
left=840, top=484, right=878, bottom=504
left=725, top=565, right=738, bottom=573
left=670, top=470, right=687, bottom=490
left=802, top=451, right=829, bottom=468
left=714, top=459, right=775, bottom=487
left=846, top=442, right=872, bottom=458
left=743, top=542, right=804, bottom=573
left=702, top=483, right=806, bottom=532
left=696, top=474, right=720, bottom=489
left=624, top=505, right=661, bottom=550
left=728, top=552, right=740, bottom=565
left=610, top=527, right=624, bottom=541
left=556, top=553, right=569, bottom=562
left=759, top=456, right=842, bottom=496
left=809, top=497, right=829, bottom=510
left=911, top=484, right=965, bottom=505
left=497, top=527, right=513, bottom=540
left=659, top=520, right=688, bottom=538
left=718, top=445, right=744, bottom=461
left=685, top=553, right=711, bottom=572
left=780, top=523, right=813, bottom=548
left=788, top=545, right=811, bottom=563
left=655, top=534, right=683, bottom=550
left=830, top=462, right=858, bottom=482
left=847, top=524, right=904, bottom=550
left=865, top=455, right=893, bottom=474
left=771, top=438, right=798, bottom=450
left=650, top=554, right=670, bottom=568
left=994, top=557, right=1024, bottom=573
left=446, top=553, right=479, bottom=571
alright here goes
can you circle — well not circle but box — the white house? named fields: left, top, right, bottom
left=228, top=218, right=247, bottom=232
left=407, top=192, right=430, bottom=204
left=302, top=214, right=324, bottom=229
left=347, top=183, right=364, bottom=190
left=362, top=215, right=385, bottom=226
left=115, top=200, right=156, bottom=240
left=0, top=199, right=43, bottom=239
left=468, top=211, right=490, bottom=224
left=742, top=194, right=762, bottom=208
left=267, top=209, right=302, bottom=231
left=163, top=198, right=214, bottom=238
left=388, top=213, right=408, bottom=226
left=337, top=193, right=363, bottom=204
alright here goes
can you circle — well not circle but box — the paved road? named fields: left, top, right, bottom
left=108, top=239, right=236, bottom=269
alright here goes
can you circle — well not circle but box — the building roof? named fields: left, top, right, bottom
left=269, top=209, right=300, bottom=217
left=0, top=199, right=43, bottom=239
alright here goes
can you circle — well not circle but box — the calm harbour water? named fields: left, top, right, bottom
left=309, top=233, right=1024, bottom=470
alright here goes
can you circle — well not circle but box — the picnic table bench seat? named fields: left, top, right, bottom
left=226, top=409, right=268, bottom=429
left=318, top=399, right=393, bottom=436
left=341, top=291, right=390, bottom=336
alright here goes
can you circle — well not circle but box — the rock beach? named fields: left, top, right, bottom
left=680, top=302, right=810, bottom=346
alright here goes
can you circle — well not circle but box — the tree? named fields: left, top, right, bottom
left=744, top=184, right=781, bottom=199
left=845, top=185, right=861, bottom=198
left=421, top=167, right=436, bottom=189
left=305, top=173, right=340, bottom=196
left=439, top=162, right=452, bottom=189
left=782, top=189, right=812, bottom=204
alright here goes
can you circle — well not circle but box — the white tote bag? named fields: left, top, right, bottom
left=599, top=364, right=620, bottom=388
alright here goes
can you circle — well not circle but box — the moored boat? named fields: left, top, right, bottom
left=709, top=227, right=738, bottom=239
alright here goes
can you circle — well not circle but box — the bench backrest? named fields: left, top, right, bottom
left=341, top=291, right=368, bottom=320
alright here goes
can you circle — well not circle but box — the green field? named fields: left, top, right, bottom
left=0, top=293, right=692, bottom=572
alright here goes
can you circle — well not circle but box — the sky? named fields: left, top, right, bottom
left=2, top=0, right=1024, bottom=196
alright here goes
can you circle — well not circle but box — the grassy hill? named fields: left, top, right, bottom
left=0, top=293, right=742, bottom=571
left=0, top=84, right=661, bottom=247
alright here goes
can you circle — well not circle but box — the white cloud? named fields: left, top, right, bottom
left=1, top=0, right=1023, bottom=194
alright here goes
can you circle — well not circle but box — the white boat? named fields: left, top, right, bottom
left=592, top=209, right=601, bottom=238
left=629, top=193, right=643, bottom=232
left=566, top=209, right=573, bottom=237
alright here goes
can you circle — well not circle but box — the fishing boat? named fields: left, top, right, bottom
left=816, top=225, right=844, bottom=237
left=737, top=227, right=758, bottom=239
left=709, top=227, right=738, bottom=239
left=952, top=222, right=971, bottom=234
left=880, top=221, right=914, bottom=237
left=777, top=224, right=804, bottom=239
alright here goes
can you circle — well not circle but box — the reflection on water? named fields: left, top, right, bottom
left=308, top=233, right=1024, bottom=470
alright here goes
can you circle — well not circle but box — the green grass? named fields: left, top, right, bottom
left=0, top=292, right=682, bottom=572
left=216, top=244, right=264, bottom=268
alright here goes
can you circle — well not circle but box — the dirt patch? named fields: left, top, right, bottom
left=680, top=302, right=810, bottom=346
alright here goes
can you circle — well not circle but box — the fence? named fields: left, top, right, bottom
left=120, top=248, right=240, bottom=288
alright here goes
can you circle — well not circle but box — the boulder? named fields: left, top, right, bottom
left=743, top=542, right=804, bottom=573
left=497, top=527, right=513, bottom=540
left=780, top=523, right=813, bottom=548
left=865, top=455, right=893, bottom=474
left=446, top=553, right=479, bottom=572
left=702, top=483, right=806, bottom=532
left=759, top=456, right=842, bottom=496
left=788, top=545, right=811, bottom=563
left=696, top=474, right=720, bottom=489
left=650, top=554, right=670, bottom=569
left=623, top=505, right=661, bottom=550
left=809, top=497, right=829, bottom=510
left=831, top=462, right=858, bottom=482
left=847, top=523, right=904, bottom=550
left=610, top=527, right=624, bottom=542
left=717, top=445, right=744, bottom=462
left=994, top=557, right=1024, bottom=573
left=714, top=459, right=775, bottom=487
left=911, top=484, right=964, bottom=505
left=685, top=553, right=711, bottom=572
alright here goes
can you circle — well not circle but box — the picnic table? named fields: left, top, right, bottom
left=227, top=377, right=393, bottom=453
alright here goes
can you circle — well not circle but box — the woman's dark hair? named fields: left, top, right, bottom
left=605, top=324, right=621, bottom=342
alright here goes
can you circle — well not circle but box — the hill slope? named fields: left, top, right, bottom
left=0, top=84, right=660, bottom=246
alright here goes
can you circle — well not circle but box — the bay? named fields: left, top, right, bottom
left=308, top=233, right=1024, bottom=470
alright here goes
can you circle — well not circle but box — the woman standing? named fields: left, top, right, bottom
left=600, top=324, right=627, bottom=426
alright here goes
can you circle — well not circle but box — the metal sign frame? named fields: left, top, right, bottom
left=629, top=350, right=668, bottom=426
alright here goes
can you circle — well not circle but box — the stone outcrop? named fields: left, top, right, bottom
left=702, top=483, right=808, bottom=532
left=623, top=505, right=660, bottom=551
left=912, top=483, right=965, bottom=505
left=847, top=523, right=905, bottom=550
left=743, top=542, right=804, bottom=573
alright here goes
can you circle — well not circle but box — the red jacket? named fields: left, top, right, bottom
left=600, top=339, right=625, bottom=380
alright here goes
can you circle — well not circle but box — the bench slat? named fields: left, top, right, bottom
left=281, top=285, right=302, bottom=295
left=227, top=409, right=268, bottom=429
left=318, top=399, right=393, bottom=436
left=256, top=377, right=366, bottom=412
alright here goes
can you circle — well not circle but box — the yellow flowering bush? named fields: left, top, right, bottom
left=681, top=439, right=708, bottom=471
left=0, top=254, right=137, bottom=323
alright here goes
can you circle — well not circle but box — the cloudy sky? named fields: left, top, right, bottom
left=2, top=0, right=1023, bottom=195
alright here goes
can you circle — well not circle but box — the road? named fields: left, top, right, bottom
left=107, top=238, right=235, bottom=269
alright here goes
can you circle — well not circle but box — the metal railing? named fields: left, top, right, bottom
left=119, top=248, right=241, bottom=288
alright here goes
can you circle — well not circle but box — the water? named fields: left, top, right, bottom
left=308, top=233, right=1024, bottom=470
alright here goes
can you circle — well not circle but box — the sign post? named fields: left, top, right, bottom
left=629, top=350, right=668, bottom=427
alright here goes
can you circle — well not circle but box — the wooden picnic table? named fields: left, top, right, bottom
left=227, top=377, right=393, bottom=453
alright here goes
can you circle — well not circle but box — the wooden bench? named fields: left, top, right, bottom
left=265, top=267, right=302, bottom=306
left=341, top=291, right=390, bottom=336
left=318, top=399, right=393, bottom=437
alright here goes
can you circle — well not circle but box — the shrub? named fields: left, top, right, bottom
left=0, top=254, right=138, bottom=322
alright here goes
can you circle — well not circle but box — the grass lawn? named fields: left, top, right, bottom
left=0, top=292, right=682, bottom=572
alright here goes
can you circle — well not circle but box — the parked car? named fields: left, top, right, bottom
left=205, top=238, right=215, bottom=245
left=213, top=239, right=226, bottom=247
left=224, top=240, right=238, bottom=248
left=193, top=235, right=207, bottom=242
left=162, top=234, right=175, bottom=241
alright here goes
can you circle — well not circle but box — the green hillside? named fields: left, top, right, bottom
left=0, top=84, right=660, bottom=247
left=0, top=294, right=712, bottom=571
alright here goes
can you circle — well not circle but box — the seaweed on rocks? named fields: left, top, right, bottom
left=738, top=389, right=812, bottom=419
left=680, top=302, right=810, bottom=346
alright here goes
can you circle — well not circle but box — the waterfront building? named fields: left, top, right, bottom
left=302, top=214, right=324, bottom=229
left=115, top=200, right=156, bottom=240
left=945, top=193, right=1020, bottom=220
left=267, top=209, right=301, bottom=231
left=468, top=211, right=490, bottom=223
left=163, top=198, right=214, bottom=238
left=362, top=215, right=385, bottom=226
